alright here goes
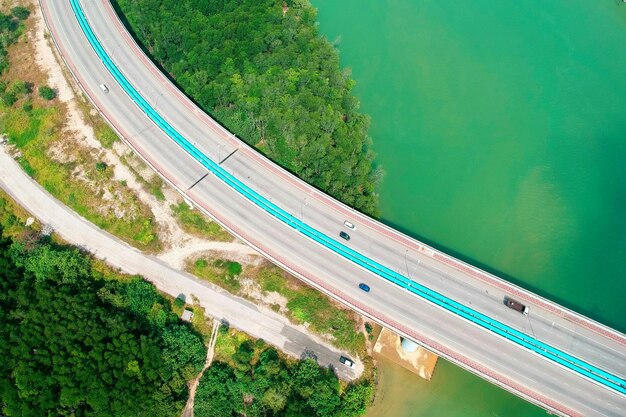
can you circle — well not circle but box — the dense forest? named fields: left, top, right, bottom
left=0, top=228, right=206, bottom=416
left=113, top=0, right=380, bottom=216
left=196, top=339, right=371, bottom=417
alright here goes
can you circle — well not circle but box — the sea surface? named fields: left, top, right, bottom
left=312, top=1, right=626, bottom=416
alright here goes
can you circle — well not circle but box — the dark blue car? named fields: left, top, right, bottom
left=358, top=283, right=370, bottom=292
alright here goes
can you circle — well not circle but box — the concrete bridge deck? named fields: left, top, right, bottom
left=41, top=1, right=626, bottom=415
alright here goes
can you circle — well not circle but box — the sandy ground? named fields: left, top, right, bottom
left=28, top=0, right=257, bottom=268
left=374, top=327, right=438, bottom=381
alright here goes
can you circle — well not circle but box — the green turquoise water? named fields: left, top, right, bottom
left=312, top=0, right=626, bottom=415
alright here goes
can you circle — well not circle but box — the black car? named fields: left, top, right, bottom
left=339, top=231, right=350, bottom=241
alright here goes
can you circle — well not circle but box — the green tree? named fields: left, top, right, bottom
left=11, top=7, right=30, bottom=21
left=0, top=230, right=206, bottom=417
left=233, top=340, right=255, bottom=366
left=336, top=383, right=373, bottom=417
left=114, top=0, right=381, bottom=216
left=261, top=387, right=287, bottom=413
left=38, top=85, right=56, bottom=100
left=194, top=362, right=237, bottom=417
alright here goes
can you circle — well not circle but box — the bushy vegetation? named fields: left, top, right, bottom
left=192, top=257, right=244, bottom=293
left=171, top=201, right=231, bottom=240
left=0, top=228, right=206, bottom=416
left=0, top=8, right=27, bottom=75
left=259, top=267, right=365, bottom=353
left=196, top=329, right=372, bottom=417
left=190, top=258, right=365, bottom=353
left=0, top=4, right=160, bottom=251
left=10, top=7, right=30, bottom=21
left=0, top=99, right=160, bottom=249
left=38, top=85, right=56, bottom=100
left=114, top=0, right=381, bottom=216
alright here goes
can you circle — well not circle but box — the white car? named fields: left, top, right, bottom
left=343, top=220, right=356, bottom=230
left=339, top=356, right=355, bottom=369
left=99, top=83, right=109, bottom=94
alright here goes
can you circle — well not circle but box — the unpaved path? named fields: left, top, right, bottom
left=181, top=319, right=220, bottom=417
left=0, top=147, right=363, bottom=381
left=158, top=241, right=259, bottom=270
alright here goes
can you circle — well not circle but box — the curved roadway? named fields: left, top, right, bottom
left=41, top=1, right=626, bottom=415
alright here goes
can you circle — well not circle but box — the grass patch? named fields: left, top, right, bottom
left=150, top=182, right=165, bottom=201
left=214, top=327, right=251, bottom=364
left=188, top=255, right=365, bottom=353
left=1, top=106, right=46, bottom=147
left=1, top=102, right=160, bottom=251
left=76, top=96, right=119, bottom=149
left=190, top=302, right=213, bottom=343
left=171, top=201, right=231, bottom=241
left=258, top=267, right=365, bottom=353
left=0, top=189, right=39, bottom=239
left=191, top=258, right=242, bottom=293
left=95, top=124, right=118, bottom=148
left=17, top=156, right=35, bottom=176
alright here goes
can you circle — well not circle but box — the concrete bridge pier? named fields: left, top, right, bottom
left=373, top=328, right=439, bottom=380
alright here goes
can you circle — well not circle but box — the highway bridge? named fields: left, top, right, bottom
left=41, top=1, right=626, bottom=415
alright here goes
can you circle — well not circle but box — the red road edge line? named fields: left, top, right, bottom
left=97, top=0, right=625, bottom=348
left=39, top=1, right=602, bottom=415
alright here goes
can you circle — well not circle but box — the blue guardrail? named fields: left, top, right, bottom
left=70, top=0, right=625, bottom=395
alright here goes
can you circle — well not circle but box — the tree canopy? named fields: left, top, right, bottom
left=0, top=9, right=27, bottom=76
left=0, top=229, right=206, bottom=417
left=114, top=0, right=381, bottom=216
left=194, top=341, right=372, bottom=417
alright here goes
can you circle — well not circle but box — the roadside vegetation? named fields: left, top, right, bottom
left=2, top=2, right=365, bottom=358
left=0, top=4, right=161, bottom=251
left=1, top=9, right=374, bottom=413
left=0, top=189, right=38, bottom=238
left=0, top=226, right=206, bottom=416
left=1, top=95, right=160, bottom=248
left=190, top=258, right=365, bottom=354
left=196, top=328, right=372, bottom=417
left=0, top=190, right=373, bottom=417
left=114, top=0, right=381, bottom=217
left=171, top=201, right=231, bottom=241
left=0, top=7, right=27, bottom=74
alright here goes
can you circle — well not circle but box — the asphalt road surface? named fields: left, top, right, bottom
left=0, top=148, right=362, bottom=381
left=40, top=1, right=626, bottom=415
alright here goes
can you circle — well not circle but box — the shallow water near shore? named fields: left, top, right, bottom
left=312, top=0, right=626, bottom=415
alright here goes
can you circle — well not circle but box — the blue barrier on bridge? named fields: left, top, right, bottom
left=70, top=0, right=625, bottom=395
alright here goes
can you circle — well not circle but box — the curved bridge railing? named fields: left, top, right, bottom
left=69, top=0, right=626, bottom=396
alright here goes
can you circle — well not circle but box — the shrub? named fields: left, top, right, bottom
left=365, top=322, right=373, bottom=334
left=11, top=6, right=30, bottom=20
left=10, top=81, right=31, bottom=96
left=38, top=85, right=56, bottom=100
left=2, top=92, right=17, bottom=106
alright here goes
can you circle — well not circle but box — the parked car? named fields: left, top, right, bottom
left=343, top=220, right=356, bottom=230
left=358, top=283, right=370, bottom=292
left=339, top=231, right=350, bottom=241
left=339, top=356, right=355, bottom=369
